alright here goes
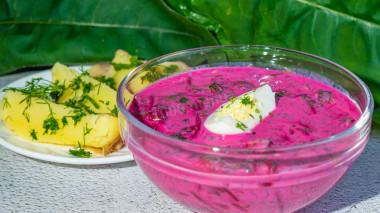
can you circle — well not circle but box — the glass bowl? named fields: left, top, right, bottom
left=117, top=45, right=373, bottom=213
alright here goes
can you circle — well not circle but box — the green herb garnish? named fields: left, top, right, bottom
left=112, top=55, right=142, bottom=71
left=110, top=105, right=118, bottom=117
left=79, top=65, right=89, bottom=75
left=94, top=76, right=116, bottom=88
left=141, top=69, right=165, bottom=83
left=69, top=123, right=93, bottom=158
left=30, top=129, right=38, bottom=140
left=208, top=82, right=223, bottom=93
left=240, top=96, right=254, bottom=107
left=2, top=97, right=11, bottom=109
left=235, top=121, right=248, bottom=131
left=179, top=97, right=188, bottom=103
left=82, top=82, right=94, bottom=94
left=61, top=117, right=68, bottom=127
left=3, top=78, right=65, bottom=102
left=198, top=97, right=205, bottom=102
left=99, top=100, right=110, bottom=105
left=165, top=96, right=177, bottom=102
left=43, top=116, right=60, bottom=135
left=69, top=142, right=91, bottom=158
left=170, top=133, right=187, bottom=140
left=70, top=109, right=87, bottom=125
left=3, top=78, right=66, bottom=123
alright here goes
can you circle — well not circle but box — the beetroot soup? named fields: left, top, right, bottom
left=125, top=66, right=364, bottom=213
left=129, top=67, right=360, bottom=147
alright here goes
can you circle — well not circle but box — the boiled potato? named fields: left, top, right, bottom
left=0, top=90, right=122, bottom=155
left=51, top=62, right=118, bottom=115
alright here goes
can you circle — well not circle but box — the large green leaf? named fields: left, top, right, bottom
left=165, top=0, right=380, bottom=123
left=0, top=0, right=218, bottom=73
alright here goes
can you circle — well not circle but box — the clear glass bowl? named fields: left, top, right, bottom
left=117, top=45, right=373, bottom=213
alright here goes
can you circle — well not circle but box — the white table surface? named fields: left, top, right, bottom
left=0, top=70, right=379, bottom=213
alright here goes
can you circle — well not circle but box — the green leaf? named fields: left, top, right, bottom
left=166, top=0, right=380, bottom=119
left=0, top=0, right=218, bottom=74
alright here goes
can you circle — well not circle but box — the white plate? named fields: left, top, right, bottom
left=0, top=67, right=134, bottom=165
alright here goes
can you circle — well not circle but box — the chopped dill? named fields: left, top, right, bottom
left=61, top=117, right=68, bottom=127
left=22, top=111, right=30, bottom=123
left=111, top=55, right=142, bottom=71
left=94, top=76, right=116, bottom=88
left=235, top=121, right=248, bottom=131
left=69, top=76, right=83, bottom=91
left=141, top=70, right=163, bottom=83
left=4, top=116, right=12, bottom=122
left=69, top=123, right=93, bottom=158
left=198, top=97, right=205, bottom=102
left=84, top=95, right=100, bottom=109
left=208, top=82, right=223, bottom=93
left=30, top=129, right=38, bottom=140
left=43, top=116, right=60, bottom=135
left=83, top=123, right=93, bottom=139
left=2, top=78, right=65, bottom=102
left=240, top=96, right=254, bottom=107
left=165, top=96, right=177, bottom=102
left=179, top=97, right=188, bottom=103
left=170, top=133, right=187, bottom=140
left=111, top=105, right=118, bottom=117
left=69, top=142, right=91, bottom=158
left=82, top=82, right=94, bottom=94
left=2, top=97, right=11, bottom=109
left=99, top=100, right=110, bottom=105
left=3, top=78, right=66, bottom=123
left=66, top=109, right=87, bottom=125
left=79, top=65, right=89, bottom=75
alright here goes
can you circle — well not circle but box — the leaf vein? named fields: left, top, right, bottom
left=295, top=0, right=380, bottom=28
left=0, top=20, right=199, bottom=38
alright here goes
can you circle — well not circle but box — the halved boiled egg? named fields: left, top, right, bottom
left=204, top=84, right=276, bottom=135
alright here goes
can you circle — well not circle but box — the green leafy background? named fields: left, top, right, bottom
left=1, top=0, right=379, bottom=123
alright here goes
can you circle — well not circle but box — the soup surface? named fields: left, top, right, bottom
left=129, top=67, right=360, bottom=147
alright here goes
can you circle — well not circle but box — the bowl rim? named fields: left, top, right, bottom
left=117, top=45, right=374, bottom=153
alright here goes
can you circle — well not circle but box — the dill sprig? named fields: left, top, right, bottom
left=208, top=82, right=223, bottom=93
left=2, top=97, right=11, bottom=110
left=69, top=142, right=91, bottom=158
left=141, top=64, right=179, bottom=83
left=235, top=121, right=248, bottom=131
left=94, top=76, right=116, bottom=88
left=3, top=78, right=65, bottom=102
left=112, top=55, right=142, bottom=71
left=240, top=96, right=254, bottom=108
left=30, top=129, right=38, bottom=140
left=68, top=123, right=93, bottom=158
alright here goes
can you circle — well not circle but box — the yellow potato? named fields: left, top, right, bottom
left=51, top=62, right=118, bottom=115
left=0, top=90, right=122, bottom=155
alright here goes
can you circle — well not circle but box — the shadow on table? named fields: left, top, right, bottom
left=297, top=126, right=380, bottom=213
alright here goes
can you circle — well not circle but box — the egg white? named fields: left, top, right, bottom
left=204, top=84, right=276, bottom=135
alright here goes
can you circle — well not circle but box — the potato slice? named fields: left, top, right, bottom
left=0, top=90, right=122, bottom=155
left=52, top=62, right=118, bottom=115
